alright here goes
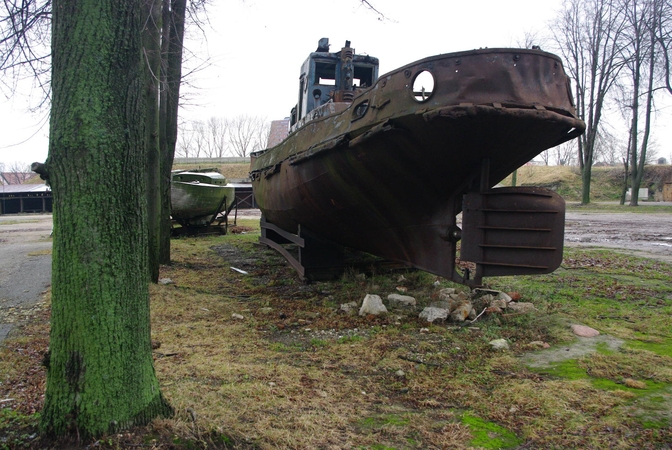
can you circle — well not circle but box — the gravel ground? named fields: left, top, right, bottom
left=564, top=211, right=672, bottom=263
left=0, top=214, right=52, bottom=342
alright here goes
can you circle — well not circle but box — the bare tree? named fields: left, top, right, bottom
left=229, top=114, right=268, bottom=157
left=516, top=30, right=551, bottom=49
left=2, top=161, right=32, bottom=183
left=177, top=115, right=269, bottom=158
left=592, top=128, right=625, bottom=165
left=190, top=119, right=208, bottom=157
left=176, top=121, right=194, bottom=157
left=538, top=149, right=551, bottom=165
left=553, top=0, right=627, bottom=203
left=549, top=140, right=577, bottom=166
left=0, top=0, right=51, bottom=99
left=654, top=0, right=672, bottom=94
left=618, top=0, right=671, bottom=205
left=207, top=116, right=228, bottom=157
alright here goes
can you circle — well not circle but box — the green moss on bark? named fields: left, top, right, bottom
left=41, top=0, right=172, bottom=438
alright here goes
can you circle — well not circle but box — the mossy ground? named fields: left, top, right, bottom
left=1, top=218, right=671, bottom=448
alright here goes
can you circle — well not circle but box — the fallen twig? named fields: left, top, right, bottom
left=467, top=307, right=488, bottom=325
left=398, top=355, right=444, bottom=367
left=153, top=352, right=179, bottom=358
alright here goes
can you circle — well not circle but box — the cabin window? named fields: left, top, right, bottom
left=354, top=66, right=374, bottom=88
left=412, top=70, right=434, bottom=102
left=315, top=62, right=336, bottom=85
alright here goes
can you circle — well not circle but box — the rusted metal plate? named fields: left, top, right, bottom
left=460, top=187, right=565, bottom=277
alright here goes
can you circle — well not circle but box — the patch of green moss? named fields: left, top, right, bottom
left=461, top=413, right=522, bottom=449
left=627, top=339, right=672, bottom=358
left=543, top=359, right=588, bottom=380
left=0, top=408, right=40, bottom=449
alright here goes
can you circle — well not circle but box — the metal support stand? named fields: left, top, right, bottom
left=259, top=216, right=344, bottom=281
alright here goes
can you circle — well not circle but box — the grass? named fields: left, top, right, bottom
left=566, top=202, right=672, bottom=213
left=1, top=219, right=671, bottom=448
left=0, top=219, right=40, bottom=226
left=500, top=164, right=672, bottom=202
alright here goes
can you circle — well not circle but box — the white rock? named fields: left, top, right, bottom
left=571, top=324, right=600, bottom=337
left=507, top=302, right=536, bottom=313
left=158, top=278, right=173, bottom=285
left=450, top=302, right=473, bottom=322
left=232, top=313, right=244, bottom=320
left=395, top=370, right=405, bottom=377
left=419, top=307, right=449, bottom=323
left=489, top=339, right=509, bottom=350
left=497, top=291, right=513, bottom=302
left=429, top=300, right=452, bottom=310
left=387, top=294, right=416, bottom=308
left=490, top=298, right=508, bottom=309
left=359, top=294, right=388, bottom=316
left=438, top=287, right=456, bottom=300
left=340, top=301, right=358, bottom=313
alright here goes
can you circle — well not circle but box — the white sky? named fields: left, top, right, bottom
left=1, top=0, right=671, bottom=167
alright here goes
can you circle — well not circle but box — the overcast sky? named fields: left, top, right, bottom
left=1, top=0, right=670, bottom=167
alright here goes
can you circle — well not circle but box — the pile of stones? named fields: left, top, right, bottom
left=345, top=287, right=536, bottom=324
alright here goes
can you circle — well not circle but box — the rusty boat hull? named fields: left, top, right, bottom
left=251, top=46, right=585, bottom=284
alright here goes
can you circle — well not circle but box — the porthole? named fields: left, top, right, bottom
left=412, top=70, right=434, bottom=102
left=352, top=100, right=369, bottom=120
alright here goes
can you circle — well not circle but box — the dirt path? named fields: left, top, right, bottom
left=0, top=214, right=52, bottom=342
left=564, top=211, right=672, bottom=263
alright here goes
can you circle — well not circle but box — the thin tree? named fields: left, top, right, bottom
left=158, top=0, right=188, bottom=265
left=3, top=161, right=33, bottom=183
left=654, top=0, right=672, bottom=94
left=0, top=0, right=51, bottom=98
left=618, top=0, right=657, bottom=205
left=553, top=0, right=626, bottom=204
left=208, top=116, right=228, bottom=157
left=145, top=0, right=163, bottom=282
left=39, top=0, right=172, bottom=437
left=229, top=114, right=269, bottom=157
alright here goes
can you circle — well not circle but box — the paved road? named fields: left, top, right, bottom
left=0, top=214, right=52, bottom=341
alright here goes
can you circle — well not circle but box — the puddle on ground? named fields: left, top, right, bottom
left=521, top=334, right=625, bottom=368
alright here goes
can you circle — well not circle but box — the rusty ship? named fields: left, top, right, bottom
left=250, top=38, right=585, bottom=285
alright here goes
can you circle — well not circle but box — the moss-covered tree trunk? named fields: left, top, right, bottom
left=41, top=0, right=172, bottom=437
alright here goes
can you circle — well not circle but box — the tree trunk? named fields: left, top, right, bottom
left=630, top=20, right=657, bottom=206
left=145, top=0, right=162, bottom=282
left=41, top=0, right=172, bottom=437
left=581, top=161, right=593, bottom=204
left=158, top=0, right=187, bottom=265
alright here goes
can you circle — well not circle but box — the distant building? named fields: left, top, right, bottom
left=266, top=119, right=290, bottom=148
left=0, top=184, right=52, bottom=214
